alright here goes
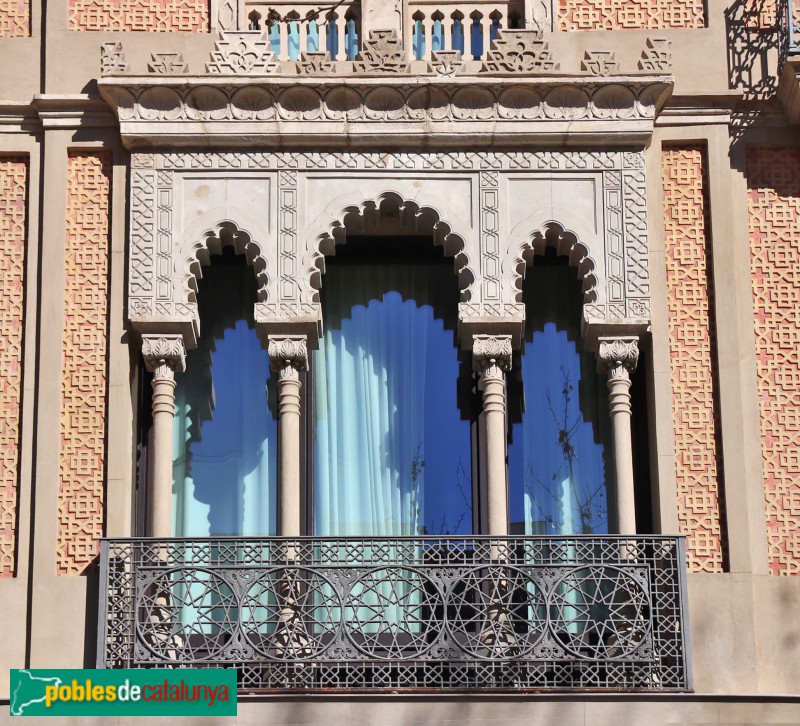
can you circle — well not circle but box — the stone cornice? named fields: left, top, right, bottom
left=98, top=74, right=673, bottom=150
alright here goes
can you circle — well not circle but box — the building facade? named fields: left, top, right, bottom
left=1, top=0, right=799, bottom=722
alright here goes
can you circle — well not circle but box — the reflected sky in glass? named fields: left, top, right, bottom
left=314, top=261, right=472, bottom=536
left=507, top=260, right=613, bottom=535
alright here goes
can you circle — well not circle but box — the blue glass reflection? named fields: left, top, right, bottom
left=315, top=262, right=472, bottom=536
left=508, top=261, right=614, bottom=535
left=172, top=261, right=277, bottom=537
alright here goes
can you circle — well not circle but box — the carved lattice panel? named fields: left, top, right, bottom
left=747, top=147, right=800, bottom=576
left=0, top=0, right=29, bottom=36
left=69, top=0, right=207, bottom=31
left=58, top=152, right=111, bottom=575
left=662, top=147, right=725, bottom=573
left=558, top=0, right=704, bottom=29
left=0, top=158, right=27, bottom=578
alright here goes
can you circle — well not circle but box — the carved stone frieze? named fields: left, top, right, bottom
left=430, top=51, right=464, bottom=77
left=206, top=31, right=279, bottom=74
left=480, top=31, right=559, bottom=74
left=297, top=52, right=334, bottom=75
left=582, top=50, right=620, bottom=76
left=353, top=30, right=407, bottom=74
left=148, top=53, right=188, bottom=74
left=268, top=335, right=309, bottom=381
left=142, top=334, right=187, bottom=379
left=100, top=42, right=127, bottom=75
left=596, top=336, right=640, bottom=379
left=638, top=37, right=671, bottom=72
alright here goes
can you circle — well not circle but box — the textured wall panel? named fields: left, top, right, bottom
left=0, top=0, right=29, bottom=36
left=0, top=159, right=27, bottom=578
left=558, top=0, right=703, bottom=29
left=69, top=0, right=207, bottom=31
left=58, top=152, right=110, bottom=575
left=662, top=147, right=725, bottom=573
left=747, top=147, right=800, bottom=576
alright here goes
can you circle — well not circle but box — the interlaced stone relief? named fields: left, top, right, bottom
left=747, top=147, right=800, bottom=576
left=0, top=0, right=29, bottom=36
left=58, top=152, right=110, bottom=576
left=558, top=0, right=704, bottom=30
left=662, top=147, right=726, bottom=574
left=70, top=0, right=207, bottom=31
left=0, top=158, right=27, bottom=577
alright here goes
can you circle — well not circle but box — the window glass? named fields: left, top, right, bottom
left=508, top=258, right=614, bottom=535
left=314, top=244, right=472, bottom=536
left=172, top=254, right=277, bottom=536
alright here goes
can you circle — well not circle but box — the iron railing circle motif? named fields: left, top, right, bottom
left=239, top=566, right=341, bottom=661
left=135, top=567, right=238, bottom=662
left=445, top=564, right=545, bottom=660
left=342, top=566, right=445, bottom=660
left=547, top=565, right=652, bottom=659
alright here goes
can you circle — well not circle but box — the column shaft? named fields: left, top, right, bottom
left=608, top=372, right=636, bottom=535
left=150, top=371, right=177, bottom=538
left=278, top=375, right=302, bottom=536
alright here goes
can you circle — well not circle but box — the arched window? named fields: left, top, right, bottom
left=507, top=254, right=614, bottom=535
left=172, top=250, right=277, bottom=536
left=313, top=237, right=474, bottom=536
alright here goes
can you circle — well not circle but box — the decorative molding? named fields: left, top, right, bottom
left=472, top=334, right=513, bottom=381
left=297, top=52, right=334, bottom=75
left=559, top=0, right=703, bottom=30
left=0, top=158, right=27, bottom=577
left=58, top=152, right=110, bottom=576
left=0, top=0, right=29, bottom=37
left=430, top=51, right=464, bottom=77
left=747, top=146, right=800, bottom=575
left=596, top=336, right=639, bottom=380
left=638, top=37, right=672, bottom=72
left=662, top=146, right=725, bottom=574
left=582, top=50, right=620, bottom=76
left=206, top=31, right=279, bottom=75
left=480, top=31, right=559, bottom=74
left=71, top=0, right=207, bottom=31
left=268, top=335, right=309, bottom=381
left=148, top=53, right=188, bottom=74
left=100, top=43, right=128, bottom=76
left=353, top=30, right=407, bottom=74
left=142, top=334, right=187, bottom=380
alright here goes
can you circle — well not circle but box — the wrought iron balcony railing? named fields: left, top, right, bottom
left=98, top=535, right=690, bottom=693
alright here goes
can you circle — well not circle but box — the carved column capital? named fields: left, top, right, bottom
left=268, top=335, right=309, bottom=382
left=472, top=334, right=513, bottom=382
left=596, top=336, right=639, bottom=381
left=142, top=334, right=187, bottom=381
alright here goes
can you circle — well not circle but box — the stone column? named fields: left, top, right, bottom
left=142, top=334, right=186, bottom=538
left=268, top=335, right=309, bottom=537
left=472, top=334, right=513, bottom=537
left=597, top=336, right=640, bottom=535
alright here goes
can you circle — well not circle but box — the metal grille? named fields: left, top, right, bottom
left=99, top=536, right=691, bottom=692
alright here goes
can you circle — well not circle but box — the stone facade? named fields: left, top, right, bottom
left=0, top=0, right=799, bottom=719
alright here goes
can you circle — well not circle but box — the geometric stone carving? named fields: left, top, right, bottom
left=747, top=146, right=800, bottom=575
left=100, top=42, right=128, bottom=75
left=582, top=50, right=620, bottom=76
left=430, top=50, right=464, bottom=77
left=297, top=51, right=334, bottom=75
left=58, top=152, right=110, bottom=576
left=662, top=146, right=725, bottom=574
left=353, top=30, right=407, bottom=74
left=480, top=31, right=559, bottom=74
left=148, top=52, right=189, bottom=74
left=206, top=31, right=279, bottom=74
left=0, top=0, right=29, bottom=36
left=70, top=0, right=207, bottom=30
left=638, top=37, right=672, bottom=72
left=559, top=1, right=703, bottom=30
left=0, top=158, right=27, bottom=577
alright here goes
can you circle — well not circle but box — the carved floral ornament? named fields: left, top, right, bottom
left=141, top=334, right=187, bottom=379
left=268, top=335, right=309, bottom=382
left=596, top=336, right=640, bottom=379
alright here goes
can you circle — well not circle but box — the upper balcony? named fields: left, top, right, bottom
left=98, top=534, right=691, bottom=693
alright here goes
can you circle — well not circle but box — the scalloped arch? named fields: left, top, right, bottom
left=181, top=219, right=269, bottom=304
left=308, top=191, right=475, bottom=302
left=512, top=221, right=599, bottom=304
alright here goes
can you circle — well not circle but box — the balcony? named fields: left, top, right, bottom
left=98, top=535, right=690, bottom=693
